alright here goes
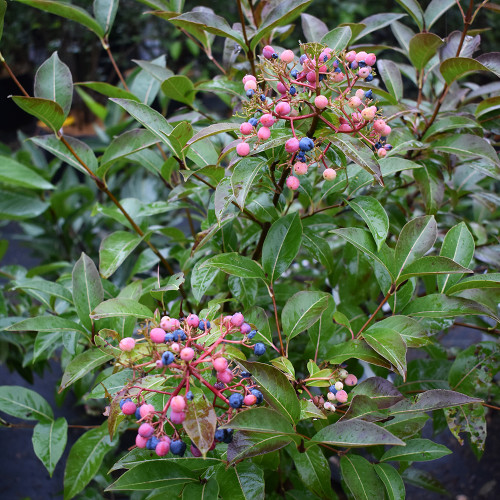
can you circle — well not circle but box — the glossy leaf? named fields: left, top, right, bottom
left=90, top=298, right=154, bottom=320
left=161, top=75, right=195, bottom=105
left=327, top=339, right=392, bottom=369
left=282, top=291, right=330, bottom=340
left=299, top=399, right=327, bottom=420
left=302, top=230, right=334, bottom=273
left=183, top=391, right=217, bottom=455
left=184, top=122, right=240, bottom=148
left=301, top=13, right=328, bottom=43
left=231, top=157, right=265, bottom=210
left=0, top=0, right=6, bottom=41
left=227, top=431, right=293, bottom=464
left=76, top=81, right=139, bottom=101
left=214, top=176, right=234, bottom=222
left=363, top=328, right=407, bottom=379
left=32, top=417, right=68, bottom=476
left=34, top=52, right=73, bottom=117
left=239, top=361, right=300, bottom=423
left=93, top=0, right=118, bottom=35
left=357, top=13, right=407, bottom=40
left=422, top=116, right=481, bottom=141
left=60, top=349, right=113, bottom=390
left=446, top=273, right=500, bottom=295
left=0, top=155, right=54, bottom=190
left=222, top=408, right=295, bottom=435
left=341, top=455, right=386, bottom=500
left=402, top=468, right=449, bottom=496
left=382, top=412, right=429, bottom=440
left=182, top=479, right=219, bottom=500
left=87, top=369, right=133, bottom=399
left=409, top=33, right=443, bottom=69
left=262, top=212, right=302, bottom=284
left=6, top=315, right=87, bottom=334
left=413, top=163, right=444, bottom=215
left=396, top=0, right=424, bottom=30
left=320, top=26, right=352, bottom=52
left=0, top=189, right=49, bottom=220
left=99, top=231, right=142, bottom=279
left=433, top=133, right=499, bottom=166
left=396, top=256, right=472, bottom=285
left=440, top=54, right=500, bottom=84
left=0, top=386, right=53, bottom=423
left=202, top=253, right=265, bottom=280
left=370, top=316, right=428, bottom=348
left=424, top=0, right=455, bottom=30
left=216, top=461, right=265, bottom=500
left=380, top=438, right=451, bottom=462
left=11, top=96, right=65, bottom=134
left=374, top=463, right=406, bottom=500
left=191, top=259, right=219, bottom=303
left=377, top=59, right=403, bottom=101
left=348, top=196, right=389, bottom=251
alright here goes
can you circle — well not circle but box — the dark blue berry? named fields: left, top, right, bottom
left=272, top=53, right=278, bottom=59
left=229, top=393, right=244, bottom=408
left=291, top=69, right=298, bottom=78
left=247, top=330, right=257, bottom=339
left=319, top=74, right=325, bottom=81
left=170, top=439, right=186, bottom=456
left=164, top=333, right=173, bottom=342
left=374, top=142, right=382, bottom=150
left=365, top=90, right=373, bottom=99
left=249, top=117, right=258, bottom=127
left=222, top=428, right=234, bottom=444
left=323, top=55, right=328, bottom=62
left=246, top=89, right=254, bottom=98
left=329, top=385, right=337, bottom=394
left=171, top=332, right=179, bottom=342
left=198, top=319, right=210, bottom=330
left=119, top=398, right=132, bottom=410
left=380, top=136, right=387, bottom=142
left=358, top=61, right=366, bottom=67
left=334, top=67, right=341, bottom=73
left=135, top=407, right=142, bottom=420
left=240, top=371, right=251, bottom=378
left=214, top=428, right=226, bottom=442
left=186, top=391, right=194, bottom=401
left=260, top=94, right=266, bottom=102
left=146, top=436, right=160, bottom=450
left=384, top=144, right=393, bottom=151
left=250, top=389, right=263, bottom=404
left=299, top=54, right=307, bottom=64
left=162, top=351, right=175, bottom=365
left=289, top=86, right=296, bottom=95
left=365, top=74, right=374, bottom=82
left=299, top=137, right=314, bottom=152
left=254, top=343, right=266, bottom=356
left=214, top=382, right=225, bottom=390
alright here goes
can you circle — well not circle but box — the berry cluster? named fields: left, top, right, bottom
left=113, top=312, right=267, bottom=457
left=236, top=43, right=392, bottom=190
left=313, top=369, right=358, bottom=412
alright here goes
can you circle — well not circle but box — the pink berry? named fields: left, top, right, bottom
left=377, top=148, right=387, bottom=158
left=314, top=95, right=328, bottom=109
left=348, top=96, right=362, bottom=108
left=119, top=337, right=135, bottom=351
left=318, top=65, right=327, bottom=73
left=382, top=125, right=392, bottom=136
left=275, top=102, right=291, bottom=116
left=319, top=51, right=331, bottom=61
left=345, top=50, right=356, bottom=62
left=286, top=176, right=300, bottom=190
left=358, top=67, right=371, bottom=79
left=336, top=390, right=348, bottom=403
left=156, top=440, right=170, bottom=456
left=240, top=323, right=252, bottom=334
left=260, top=113, right=275, bottom=128
left=236, top=142, right=250, bottom=156
left=244, top=394, right=257, bottom=406
left=306, top=71, right=316, bottom=83
left=277, top=82, right=287, bottom=94
left=339, top=123, right=353, bottom=132
left=262, top=45, right=275, bottom=59
left=139, top=404, right=155, bottom=418
left=258, top=127, right=271, bottom=140
left=155, top=360, right=163, bottom=369
left=345, top=374, right=358, bottom=386
left=180, top=347, right=195, bottom=361
left=190, top=444, right=202, bottom=457
left=294, top=162, right=308, bottom=176
left=333, top=72, right=344, bottom=82
left=171, top=395, right=186, bottom=412
left=361, top=107, right=376, bottom=121
left=280, top=49, right=295, bottom=63
left=160, top=316, right=171, bottom=330
left=217, top=368, right=234, bottom=384
left=186, top=314, right=199, bottom=328
left=355, top=51, right=368, bottom=62
left=351, top=112, right=362, bottom=122
left=171, top=343, right=180, bottom=352
left=223, top=315, right=233, bottom=326
left=244, top=80, right=257, bottom=91
left=242, top=74, right=256, bottom=84
left=231, top=312, right=244, bottom=327
left=240, top=122, right=253, bottom=135
left=373, top=119, right=386, bottom=134
left=138, top=423, right=154, bottom=438
left=355, top=89, right=365, bottom=99
left=136, top=434, right=148, bottom=448
left=323, top=168, right=337, bottom=181
left=170, top=411, right=185, bottom=425
left=213, top=357, right=228, bottom=372
left=365, top=53, right=377, bottom=66
left=122, top=401, right=137, bottom=415
left=285, top=138, right=300, bottom=153
left=150, top=327, right=166, bottom=343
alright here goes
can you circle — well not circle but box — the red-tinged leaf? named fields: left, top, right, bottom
left=11, top=96, right=65, bottom=134
left=183, top=391, right=217, bottom=455
left=227, top=430, right=293, bottom=464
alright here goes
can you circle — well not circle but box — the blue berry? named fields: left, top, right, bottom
left=323, top=55, right=328, bottom=62
left=214, top=428, right=226, bottom=442
left=334, top=67, right=341, bottom=73
left=229, top=393, right=244, bottom=408
left=246, top=89, right=254, bottom=98
left=119, top=398, right=132, bottom=409
left=365, top=90, right=373, bottom=99
left=146, top=436, right=160, bottom=450
left=247, top=330, right=257, bottom=339
left=254, top=342, right=266, bottom=356
left=170, top=439, right=186, bottom=456
left=319, top=74, right=326, bottom=81
left=171, top=332, right=179, bottom=342
left=374, top=142, right=382, bottom=150
left=249, top=117, right=258, bottom=127
left=214, top=382, right=225, bottom=390
left=240, top=371, right=251, bottom=378
left=198, top=319, right=211, bottom=330
left=272, top=53, right=278, bottom=59
left=358, top=61, right=366, bottom=67
left=365, top=74, right=374, bottom=82
left=333, top=59, right=339, bottom=68
left=384, top=144, right=393, bottom=151
left=380, top=136, right=387, bottom=142
left=164, top=333, right=173, bottom=342
left=291, top=69, right=298, bottom=78
left=289, top=86, right=296, bottom=96
left=250, top=389, right=263, bottom=404
left=329, top=385, right=337, bottom=394
left=299, top=137, right=314, bottom=152
left=186, top=391, right=194, bottom=401
left=299, top=54, right=307, bottom=64
left=223, top=428, right=234, bottom=443
left=135, top=407, right=142, bottom=420
left=350, top=61, right=358, bottom=69
left=162, top=351, right=175, bottom=365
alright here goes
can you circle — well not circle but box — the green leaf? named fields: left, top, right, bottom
left=72, top=253, right=104, bottom=331
left=320, top=26, right=352, bottom=52
left=227, top=431, right=293, bottom=464
left=11, top=96, right=65, bottom=134
left=409, top=33, right=443, bottom=70
left=402, top=293, right=500, bottom=322
left=214, top=176, right=234, bottom=222
left=446, top=273, right=500, bottom=295
left=32, top=417, right=68, bottom=476
left=424, top=0, right=455, bottom=30
left=60, top=349, right=113, bottom=390
left=0, top=189, right=49, bottom=220
left=216, top=462, right=265, bottom=500
left=250, top=0, right=312, bottom=50
left=341, top=455, right=386, bottom=500
left=161, top=75, right=195, bottom=105
left=438, top=222, right=474, bottom=293
left=374, top=463, right=406, bottom=500
left=231, top=157, right=265, bottom=210
left=396, top=0, right=424, bottom=30
left=394, top=215, right=436, bottom=280
left=287, top=444, right=336, bottom=500
left=90, top=298, right=154, bottom=320
left=31, top=134, right=99, bottom=175
left=327, top=339, right=392, bottom=369
left=433, top=133, right=499, bottom=166
left=356, top=13, right=407, bottom=40
left=402, top=468, right=449, bottom=496
left=377, top=59, right=403, bottom=101
left=422, top=116, right=481, bottom=141
left=475, top=95, right=500, bottom=118
left=222, top=407, right=295, bottom=435
left=299, top=399, right=327, bottom=420
left=348, top=196, right=389, bottom=251
left=303, top=230, right=334, bottom=273
left=0, top=0, right=6, bottom=41
left=363, top=328, right=407, bottom=380
left=87, top=369, right=133, bottom=399
left=183, top=391, right=217, bottom=456
left=99, top=231, right=142, bottom=279
left=184, top=122, right=240, bottom=149
left=282, top=291, right=330, bottom=340
left=228, top=276, right=258, bottom=310
left=64, top=423, right=115, bottom=499
left=309, top=419, right=404, bottom=447
left=76, top=81, right=140, bottom=101
left=93, top=0, right=118, bottom=35
left=396, top=256, right=472, bottom=285
left=191, top=259, right=219, bottom=303
left=0, top=155, right=54, bottom=190
left=381, top=412, right=429, bottom=440
left=6, top=315, right=87, bottom=334
left=371, top=316, right=428, bottom=348
left=440, top=54, right=500, bottom=84
left=380, top=438, right=451, bottom=462
left=301, top=13, right=328, bottom=43
left=14, top=0, right=105, bottom=37
left=0, top=386, right=53, bottom=423
left=262, top=212, right=303, bottom=284
left=34, top=52, right=73, bottom=117
left=75, top=86, right=107, bottom=119
left=445, top=404, right=486, bottom=459
left=202, top=252, right=266, bottom=280
left=239, top=361, right=300, bottom=423
left=182, top=479, right=219, bottom=500
left=413, top=163, right=444, bottom=215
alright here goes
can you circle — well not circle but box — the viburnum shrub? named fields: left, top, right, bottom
left=0, top=0, right=499, bottom=499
